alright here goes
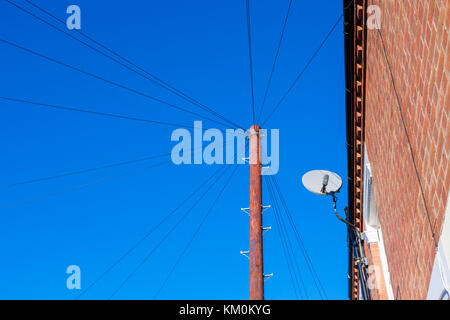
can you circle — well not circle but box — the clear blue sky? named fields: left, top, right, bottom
left=0, top=0, right=348, bottom=299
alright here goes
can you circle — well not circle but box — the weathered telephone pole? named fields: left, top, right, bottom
left=249, top=124, right=264, bottom=300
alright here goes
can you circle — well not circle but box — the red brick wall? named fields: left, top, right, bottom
left=364, top=241, right=389, bottom=299
left=364, top=0, right=449, bottom=299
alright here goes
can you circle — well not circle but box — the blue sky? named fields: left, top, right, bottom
left=0, top=0, right=348, bottom=299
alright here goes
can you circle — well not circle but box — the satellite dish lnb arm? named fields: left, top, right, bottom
left=320, top=174, right=329, bottom=194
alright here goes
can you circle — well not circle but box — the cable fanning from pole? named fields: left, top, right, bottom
left=0, top=96, right=196, bottom=130
left=154, top=165, right=239, bottom=299
left=245, top=0, right=256, bottom=124
left=0, top=131, right=239, bottom=190
left=257, top=0, right=293, bottom=123
left=262, top=1, right=354, bottom=126
left=271, top=177, right=310, bottom=299
left=270, top=175, right=328, bottom=299
left=108, top=166, right=232, bottom=299
left=0, top=37, right=233, bottom=129
left=264, top=176, right=304, bottom=299
left=0, top=161, right=168, bottom=209
left=76, top=166, right=224, bottom=299
left=7, top=0, right=244, bottom=129
left=0, top=154, right=166, bottom=190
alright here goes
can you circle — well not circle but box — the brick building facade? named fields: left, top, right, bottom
left=344, top=0, right=449, bottom=299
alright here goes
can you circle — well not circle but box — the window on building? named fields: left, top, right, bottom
left=427, top=193, right=450, bottom=300
left=361, top=148, right=394, bottom=300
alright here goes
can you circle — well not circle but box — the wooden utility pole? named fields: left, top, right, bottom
left=249, top=124, right=263, bottom=300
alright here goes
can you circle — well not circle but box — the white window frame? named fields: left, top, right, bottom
left=362, top=148, right=394, bottom=299
left=427, top=192, right=450, bottom=300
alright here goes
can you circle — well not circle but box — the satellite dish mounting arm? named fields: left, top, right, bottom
left=328, top=192, right=358, bottom=230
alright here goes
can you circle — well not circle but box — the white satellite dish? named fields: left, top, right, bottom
left=302, top=170, right=342, bottom=196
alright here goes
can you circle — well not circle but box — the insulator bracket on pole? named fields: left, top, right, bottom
left=264, top=273, right=274, bottom=282
left=262, top=226, right=272, bottom=236
left=261, top=166, right=272, bottom=175
left=240, top=250, right=249, bottom=259
left=242, top=206, right=270, bottom=215
left=241, top=207, right=250, bottom=215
